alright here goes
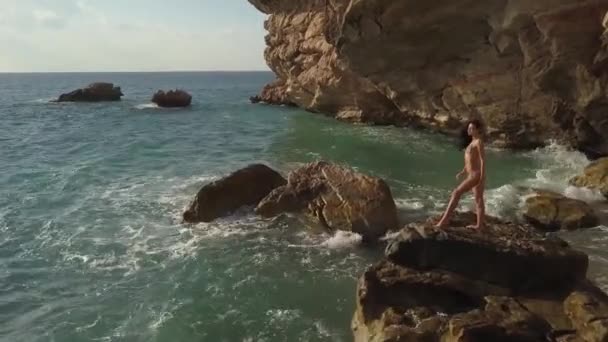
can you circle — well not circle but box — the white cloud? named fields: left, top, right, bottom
left=0, top=1, right=268, bottom=71
left=32, top=8, right=65, bottom=28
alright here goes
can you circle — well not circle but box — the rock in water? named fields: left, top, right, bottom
left=256, top=161, right=399, bottom=241
left=353, top=212, right=608, bottom=342
left=249, top=0, right=608, bottom=157
left=183, top=164, right=286, bottom=223
left=249, top=95, right=262, bottom=104
left=523, top=190, right=598, bottom=231
left=57, top=83, right=123, bottom=102
left=570, top=157, right=608, bottom=199
left=151, top=89, right=192, bottom=108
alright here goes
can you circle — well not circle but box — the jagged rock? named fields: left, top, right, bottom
left=353, top=212, right=608, bottom=342
left=570, top=158, right=608, bottom=199
left=523, top=190, right=598, bottom=231
left=255, top=80, right=296, bottom=106
left=249, top=0, right=608, bottom=157
left=56, top=83, right=123, bottom=102
left=152, top=89, right=192, bottom=108
left=256, top=161, right=399, bottom=241
left=249, top=95, right=262, bottom=104
left=183, top=164, right=286, bottom=223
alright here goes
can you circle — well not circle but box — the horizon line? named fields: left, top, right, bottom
left=0, top=69, right=272, bottom=74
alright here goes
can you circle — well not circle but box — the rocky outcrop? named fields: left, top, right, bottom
left=249, top=0, right=608, bottom=157
left=57, top=83, right=123, bottom=102
left=183, top=164, right=286, bottom=223
left=523, top=190, right=598, bottom=231
left=353, top=212, right=608, bottom=341
left=570, top=157, right=608, bottom=199
left=249, top=95, right=262, bottom=104
left=256, top=161, right=398, bottom=241
left=151, top=89, right=192, bottom=108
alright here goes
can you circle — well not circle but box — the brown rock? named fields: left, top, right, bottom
left=256, top=161, right=399, bottom=241
left=353, top=212, right=608, bottom=342
left=255, top=80, right=296, bottom=106
left=249, top=0, right=608, bottom=156
left=570, top=158, right=608, bottom=199
left=152, top=89, right=192, bottom=108
left=523, top=191, right=599, bottom=231
left=564, top=286, right=608, bottom=342
left=385, top=213, right=588, bottom=294
left=57, top=82, right=123, bottom=102
left=183, top=164, right=286, bottom=223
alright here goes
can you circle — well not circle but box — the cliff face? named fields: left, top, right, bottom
left=249, top=0, right=608, bottom=157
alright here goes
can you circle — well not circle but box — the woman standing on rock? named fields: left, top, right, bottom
left=436, top=119, right=486, bottom=230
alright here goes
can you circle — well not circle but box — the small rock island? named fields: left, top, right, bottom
left=56, top=82, right=123, bottom=102
left=151, top=89, right=192, bottom=108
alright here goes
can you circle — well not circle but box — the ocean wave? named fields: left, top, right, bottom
left=321, top=231, right=362, bottom=249
left=395, top=198, right=425, bottom=210
left=46, top=173, right=222, bottom=277
left=453, top=141, right=600, bottom=223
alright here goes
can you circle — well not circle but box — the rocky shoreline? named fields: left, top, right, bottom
left=248, top=0, right=608, bottom=159
left=184, top=158, right=608, bottom=341
left=353, top=212, right=608, bottom=342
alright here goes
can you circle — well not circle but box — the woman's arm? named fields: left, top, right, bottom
left=478, top=141, right=486, bottom=180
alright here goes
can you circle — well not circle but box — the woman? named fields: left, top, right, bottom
left=436, top=119, right=486, bottom=229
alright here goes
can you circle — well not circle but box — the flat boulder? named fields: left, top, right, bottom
left=57, top=82, right=123, bottom=102
left=152, top=89, right=192, bottom=108
left=523, top=190, right=598, bottom=231
left=255, top=161, right=398, bottom=241
left=353, top=212, right=608, bottom=342
left=385, top=212, right=588, bottom=294
left=570, top=157, right=608, bottom=199
left=183, top=164, right=286, bottom=223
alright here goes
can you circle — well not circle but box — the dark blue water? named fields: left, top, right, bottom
left=0, top=72, right=606, bottom=341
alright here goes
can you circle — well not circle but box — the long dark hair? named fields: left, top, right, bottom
left=458, top=119, right=483, bottom=150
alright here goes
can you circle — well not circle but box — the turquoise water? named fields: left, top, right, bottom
left=0, top=72, right=606, bottom=341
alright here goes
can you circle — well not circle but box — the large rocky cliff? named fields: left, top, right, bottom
left=249, top=0, right=608, bottom=158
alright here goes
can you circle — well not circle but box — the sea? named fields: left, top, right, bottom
left=0, top=71, right=607, bottom=341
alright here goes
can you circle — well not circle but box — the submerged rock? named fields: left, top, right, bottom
left=249, top=95, right=262, bottom=104
left=249, top=0, right=608, bottom=156
left=183, top=164, right=286, bottom=223
left=523, top=190, right=598, bottom=231
left=570, top=157, right=608, bottom=199
left=256, top=161, right=398, bottom=241
left=353, top=212, right=608, bottom=342
left=151, top=89, right=192, bottom=108
left=57, top=83, right=123, bottom=102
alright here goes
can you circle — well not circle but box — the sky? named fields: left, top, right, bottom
left=0, top=0, right=269, bottom=72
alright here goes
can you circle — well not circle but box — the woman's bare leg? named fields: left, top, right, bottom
left=436, top=176, right=479, bottom=227
left=471, top=182, right=485, bottom=229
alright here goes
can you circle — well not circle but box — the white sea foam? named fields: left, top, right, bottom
left=563, top=186, right=606, bottom=203
left=287, top=229, right=363, bottom=249
left=395, top=198, right=425, bottom=210
left=483, top=184, right=523, bottom=219
left=266, top=309, right=302, bottom=324
left=135, top=103, right=159, bottom=110
left=28, top=97, right=56, bottom=104
left=75, top=316, right=101, bottom=332
left=478, top=141, right=597, bottom=222
left=149, top=311, right=174, bottom=330
left=321, top=231, right=362, bottom=249
left=47, top=173, right=229, bottom=277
